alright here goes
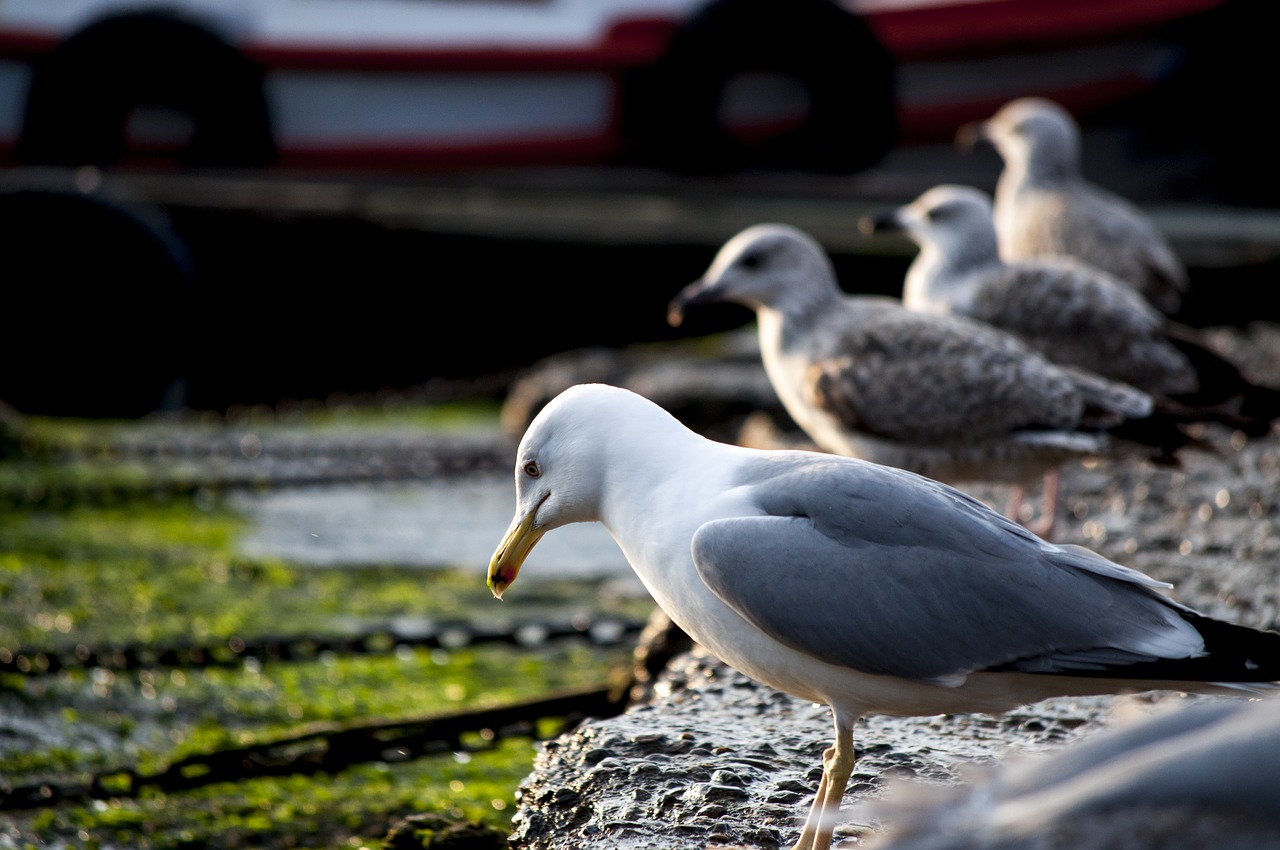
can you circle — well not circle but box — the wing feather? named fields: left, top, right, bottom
left=694, top=456, right=1198, bottom=684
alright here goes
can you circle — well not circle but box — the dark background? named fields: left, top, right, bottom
left=2, top=0, right=1277, bottom=418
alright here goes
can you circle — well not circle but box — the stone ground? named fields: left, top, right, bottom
left=497, top=322, right=1280, bottom=850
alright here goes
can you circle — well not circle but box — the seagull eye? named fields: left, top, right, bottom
left=523, top=461, right=541, bottom=479
left=741, top=251, right=764, bottom=269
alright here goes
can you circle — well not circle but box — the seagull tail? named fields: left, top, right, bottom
left=1187, top=613, right=1280, bottom=683
left=1237, top=382, right=1280, bottom=430
left=1083, top=614, right=1280, bottom=687
left=1102, top=411, right=1210, bottom=466
left=1152, top=394, right=1279, bottom=440
left=1163, top=324, right=1280, bottom=435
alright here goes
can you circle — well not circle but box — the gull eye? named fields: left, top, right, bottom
left=741, top=251, right=764, bottom=269
left=523, top=460, right=541, bottom=479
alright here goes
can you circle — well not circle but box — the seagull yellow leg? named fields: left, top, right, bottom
left=791, top=751, right=832, bottom=850
left=790, top=714, right=857, bottom=850
left=1004, top=485, right=1027, bottom=526
left=1027, top=467, right=1061, bottom=540
left=1005, top=468, right=1061, bottom=540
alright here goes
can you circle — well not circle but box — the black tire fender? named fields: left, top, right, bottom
left=0, top=177, right=195, bottom=417
left=17, top=9, right=275, bottom=168
left=622, top=0, right=898, bottom=174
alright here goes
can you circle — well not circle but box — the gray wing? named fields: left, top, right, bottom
left=1059, top=184, right=1188, bottom=313
left=692, top=455, right=1194, bottom=685
left=971, top=260, right=1162, bottom=339
left=971, top=263, right=1197, bottom=395
left=802, top=308, right=1088, bottom=441
left=998, top=184, right=1186, bottom=315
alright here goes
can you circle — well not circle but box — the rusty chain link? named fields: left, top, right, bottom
left=1, top=685, right=626, bottom=811
left=0, top=614, right=646, bottom=676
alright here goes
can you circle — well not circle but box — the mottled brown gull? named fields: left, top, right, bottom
left=865, top=184, right=1280, bottom=436
left=487, top=382, right=1280, bottom=850
left=960, top=97, right=1188, bottom=316
left=667, top=222, right=1196, bottom=537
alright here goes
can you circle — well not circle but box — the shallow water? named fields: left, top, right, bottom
left=228, top=474, right=645, bottom=593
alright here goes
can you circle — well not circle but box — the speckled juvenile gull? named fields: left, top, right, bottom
left=960, top=97, right=1188, bottom=316
left=667, top=222, right=1195, bottom=537
left=486, top=382, right=1280, bottom=850
left=859, top=697, right=1280, bottom=850
left=866, top=184, right=1280, bottom=435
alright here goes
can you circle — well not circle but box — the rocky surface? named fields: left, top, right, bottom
left=500, top=322, right=1280, bottom=850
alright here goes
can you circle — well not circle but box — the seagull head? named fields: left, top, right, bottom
left=486, top=383, right=695, bottom=599
left=487, top=385, right=616, bottom=598
left=667, top=223, right=838, bottom=326
left=961, top=97, right=1081, bottom=179
left=874, top=184, right=1000, bottom=258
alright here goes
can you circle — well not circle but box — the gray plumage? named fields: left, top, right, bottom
left=868, top=184, right=1280, bottom=436
left=874, top=184, right=1195, bottom=396
left=488, top=383, right=1280, bottom=850
left=696, top=452, right=1202, bottom=687
left=667, top=223, right=1191, bottom=535
left=860, top=698, right=1280, bottom=850
left=965, top=97, right=1188, bottom=316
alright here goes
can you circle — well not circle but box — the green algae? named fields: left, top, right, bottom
left=0, top=407, right=651, bottom=849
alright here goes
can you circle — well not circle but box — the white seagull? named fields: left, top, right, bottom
left=960, top=96, right=1189, bottom=316
left=866, top=184, right=1280, bottom=437
left=667, top=222, right=1196, bottom=537
left=487, top=382, right=1280, bottom=850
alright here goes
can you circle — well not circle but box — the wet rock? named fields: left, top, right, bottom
left=509, top=648, right=1132, bottom=850
left=380, top=813, right=508, bottom=850
left=506, top=322, right=1280, bottom=850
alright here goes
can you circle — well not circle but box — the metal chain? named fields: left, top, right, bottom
left=2, top=412, right=647, bottom=811
left=0, top=614, right=647, bottom=676
left=1, top=684, right=627, bottom=811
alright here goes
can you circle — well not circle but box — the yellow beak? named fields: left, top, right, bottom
left=487, top=502, right=546, bottom=599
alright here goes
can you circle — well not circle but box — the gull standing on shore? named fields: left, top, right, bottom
left=487, top=382, right=1280, bottom=850
left=865, top=184, right=1280, bottom=435
left=960, top=96, right=1188, bottom=316
left=668, top=223, right=1196, bottom=536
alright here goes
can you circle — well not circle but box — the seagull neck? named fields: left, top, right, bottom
left=600, top=435, right=751, bottom=628
left=765, top=276, right=844, bottom=326
left=598, top=425, right=711, bottom=526
left=598, top=429, right=728, bottom=572
left=1005, top=147, right=1078, bottom=190
left=906, top=238, right=1002, bottom=308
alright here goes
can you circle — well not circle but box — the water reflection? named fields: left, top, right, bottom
left=228, top=474, right=639, bottom=589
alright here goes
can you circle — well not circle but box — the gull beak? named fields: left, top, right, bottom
left=667, top=276, right=714, bottom=328
left=487, top=498, right=547, bottom=599
left=858, top=208, right=902, bottom=236
left=955, top=119, right=987, bottom=153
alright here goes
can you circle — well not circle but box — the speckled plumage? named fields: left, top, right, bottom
left=793, top=300, right=1130, bottom=484
left=968, top=97, right=1188, bottom=316
left=872, top=185, right=1280, bottom=436
left=667, top=223, right=1194, bottom=534
left=880, top=185, right=1197, bottom=396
